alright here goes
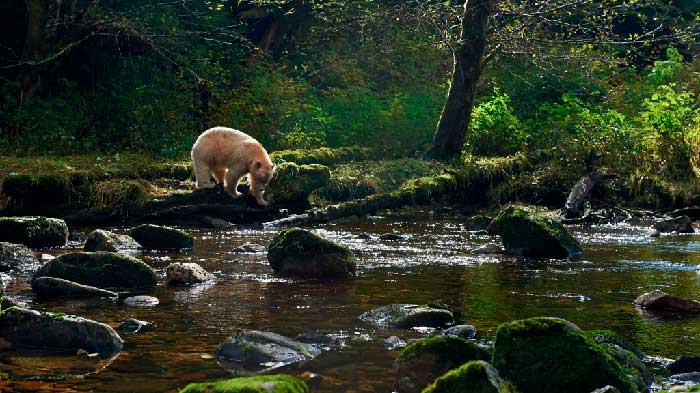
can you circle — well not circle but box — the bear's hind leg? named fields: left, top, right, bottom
left=194, top=160, right=216, bottom=189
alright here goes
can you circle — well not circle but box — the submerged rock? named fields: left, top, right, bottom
left=84, top=229, right=141, bottom=253
left=130, top=224, right=193, bottom=251
left=123, top=295, right=159, bottom=307
left=488, top=205, right=583, bottom=258
left=422, top=360, right=515, bottom=393
left=231, top=242, right=266, bottom=253
left=165, top=262, right=215, bottom=285
left=472, top=243, right=504, bottom=255
left=0, top=306, right=123, bottom=356
left=179, top=374, right=308, bottom=393
left=668, top=356, right=700, bottom=374
left=202, top=216, right=234, bottom=229
left=0, top=242, right=38, bottom=272
left=634, top=290, right=700, bottom=313
left=0, top=216, right=68, bottom=248
left=394, top=336, right=490, bottom=393
left=32, top=252, right=157, bottom=290
left=214, top=331, right=320, bottom=373
left=379, top=233, right=405, bottom=241
left=359, top=304, right=454, bottom=329
left=31, top=277, right=118, bottom=299
left=653, top=216, right=694, bottom=235
left=267, top=228, right=356, bottom=279
left=442, top=324, right=477, bottom=340
left=119, top=318, right=152, bottom=333
left=492, top=317, right=636, bottom=393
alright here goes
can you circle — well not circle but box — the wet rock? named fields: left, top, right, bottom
left=668, top=356, right=700, bottom=374
left=359, top=304, right=454, bottom=329
left=267, top=228, right=356, bottom=279
left=492, top=317, right=636, bottom=393
left=385, top=336, right=406, bottom=350
left=119, top=318, right=152, bottom=333
left=202, top=216, right=234, bottom=229
left=591, top=387, right=621, bottom=393
left=601, top=343, right=653, bottom=391
left=31, top=277, right=118, bottom=299
left=214, top=331, right=320, bottom=373
left=422, top=360, right=514, bottom=393
left=231, top=242, right=266, bottom=253
left=356, top=232, right=372, bottom=240
left=84, top=229, right=141, bottom=253
left=587, top=330, right=644, bottom=359
left=165, top=262, right=215, bottom=285
left=130, top=224, right=193, bottom=251
left=473, top=244, right=504, bottom=255
left=443, top=324, right=477, bottom=340
left=68, top=230, right=86, bottom=242
left=395, top=336, right=490, bottom=393
left=488, top=205, right=583, bottom=258
left=179, top=374, right=308, bottom=393
left=0, top=242, right=38, bottom=272
left=653, top=216, right=694, bottom=235
left=32, top=252, right=157, bottom=290
left=123, top=295, right=159, bottom=307
left=0, top=216, right=68, bottom=248
left=634, top=290, right=700, bottom=313
left=295, top=332, right=341, bottom=349
left=0, top=306, right=123, bottom=356
left=466, top=215, right=493, bottom=231
left=669, top=372, right=700, bottom=383
left=379, top=233, right=405, bottom=241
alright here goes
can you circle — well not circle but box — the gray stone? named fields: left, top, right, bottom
left=443, top=324, right=477, bottom=339
left=165, top=262, right=215, bottom=285
left=123, top=295, right=159, bottom=307
left=473, top=244, right=504, bottom=255
left=654, top=216, right=694, bottom=234
left=119, top=318, right=152, bottom=333
left=384, top=336, right=406, bottom=350
left=31, top=277, right=118, bottom=299
left=231, top=242, right=266, bottom=253
left=215, top=330, right=320, bottom=373
left=202, top=216, right=234, bottom=229
left=359, top=304, right=454, bottom=329
left=634, top=290, right=700, bottom=313
left=84, top=229, right=140, bottom=253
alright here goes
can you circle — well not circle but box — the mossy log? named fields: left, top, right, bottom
left=270, top=146, right=378, bottom=166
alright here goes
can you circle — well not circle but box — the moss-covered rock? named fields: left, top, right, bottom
left=267, top=228, right=355, bottom=278
left=488, top=205, right=582, bottom=258
left=587, top=330, right=644, bottom=359
left=422, top=361, right=515, bottom=393
left=180, top=374, right=308, bottom=393
left=395, top=336, right=490, bottom=393
left=600, top=343, right=653, bottom=391
left=0, top=216, right=68, bottom=248
left=268, top=163, right=331, bottom=210
left=1, top=173, right=70, bottom=207
left=32, top=251, right=157, bottom=290
left=130, top=224, right=193, bottom=251
left=359, top=304, right=454, bottom=329
left=0, top=306, right=123, bottom=356
left=492, top=317, right=636, bottom=393
left=270, top=146, right=373, bottom=166
left=84, top=229, right=141, bottom=253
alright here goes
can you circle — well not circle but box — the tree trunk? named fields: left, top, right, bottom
left=428, top=0, right=492, bottom=160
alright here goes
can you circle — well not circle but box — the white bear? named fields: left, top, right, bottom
left=191, top=127, right=275, bottom=206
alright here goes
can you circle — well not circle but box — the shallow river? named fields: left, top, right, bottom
left=3, top=213, right=700, bottom=392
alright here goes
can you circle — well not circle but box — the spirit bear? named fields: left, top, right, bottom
left=191, top=127, right=275, bottom=206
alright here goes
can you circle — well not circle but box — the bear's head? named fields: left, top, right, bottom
left=249, top=160, right=275, bottom=191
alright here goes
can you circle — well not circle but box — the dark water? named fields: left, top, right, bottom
left=3, top=214, right=700, bottom=392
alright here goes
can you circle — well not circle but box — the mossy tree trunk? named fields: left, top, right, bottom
left=428, top=0, right=492, bottom=160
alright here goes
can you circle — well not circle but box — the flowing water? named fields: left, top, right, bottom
left=3, top=213, right=700, bottom=392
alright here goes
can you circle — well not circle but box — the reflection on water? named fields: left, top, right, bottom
left=3, top=216, right=700, bottom=392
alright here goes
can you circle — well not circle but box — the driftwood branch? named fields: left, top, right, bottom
left=562, top=172, right=618, bottom=219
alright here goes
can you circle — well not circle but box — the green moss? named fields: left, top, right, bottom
left=422, top=361, right=516, bottom=393
left=270, top=146, right=374, bottom=166
left=587, top=330, right=643, bottom=359
left=492, top=317, right=637, bottom=393
left=267, top=228, right=355, bottom=278
left=93, top=179, right=149, bottom=209
left=0, top=216, right=68, bottom=248
left=268, top=163, right=331, bottom=210
left=130, top=224, right=193, bottom=250
left=180, top=374, right=308, bottom=393
left=398, top=336, right=490, bottom=364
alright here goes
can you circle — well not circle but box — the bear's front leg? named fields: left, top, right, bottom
left=194, top=161, right=216, bottom=189
left=224, top=164, right=246, bottom=198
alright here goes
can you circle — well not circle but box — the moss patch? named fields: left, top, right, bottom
left=130, top=224, right=193, bottom=251
left=422, top=360, right=516, bottom=393
left=180, top=374, right=308, bottom=393
left=268, top=163, right=331, bottom=210
left=0, top=216, right=68, bottom=248
left=270, top=146, right=375, bottom=166
left=267, top=228, right=355, bottom=278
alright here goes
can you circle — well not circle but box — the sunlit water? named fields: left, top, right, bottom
left=3, top=214, right=700, bottom=392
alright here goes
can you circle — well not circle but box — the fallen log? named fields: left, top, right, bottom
left=561, top=172, right=618, bottom=219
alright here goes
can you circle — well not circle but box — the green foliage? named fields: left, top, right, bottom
left=466, top=89, right=524, bottom=156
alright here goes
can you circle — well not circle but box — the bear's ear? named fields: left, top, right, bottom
left=255, top=161, right=262, bottom=170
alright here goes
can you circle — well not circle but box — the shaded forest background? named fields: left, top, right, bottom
left=1, top=0, right=699, bottom=184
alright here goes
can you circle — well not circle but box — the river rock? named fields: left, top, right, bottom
left=231, top=242, right=266, bottom=253
left=466, top=215, right=493, bottom=231
left=0, top=216, right=68, bottom=248
left=130, top=224, right=193, bottom=250
left=473, top=243, right=504, bottom=255
left=31, top=277, right=118, bottom=298
left=422, top=360, right=514, bottom=393
left=395, top=336, right=490, bottom=393
left=443, top=324, right=477, bottom=339
left=179, top=374, right=309, bottom=393
left=84, top=229, right=141, bottom=253
left=202, top=216, right=234, bottom=229
left=653, top=216, right=694, bottom=235
left=492, top=317, right=636, bottom=393
left=0, top=306, right=123, bottom=356
left=267, top=228, right=356, bottom=279
left=32, top=251, right=157, bottom=290
left=0, top=242, right=38, bottom=272
left=603, top=343, right=653, bottom=391
left=165, top=262, right=215, bottom=285
left=380, top=233, right=405, bottom=241
left=385, top=336, right=406, bottom=350
left=359, top=304, right=454, bottom=329
left=214, top=331, right=320, bottom=373
left=123, top=295, right=159, bottom=307
left=119, top=318, right=152, bottom=333
left=587, top=330, right=644, bottom=359
left=634, top=290, right=700, bottom=313
left=668, top=356, right=700, bottom=374
left=488, top=205, right=583, bottom=258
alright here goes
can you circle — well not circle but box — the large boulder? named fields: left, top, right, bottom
left=653, top=216, right=694, bottom=234
left=180, top=374, right=308, bottom=393
left=394, top=336, right=490, bottom=393
left=84, top=229, right=141, bottom=253
left=0, top=306, right=123, bottom=356
left=492, top=317, right=636, bottom=393
left=0, top=216, right=68, bottom=248
left=0, top=241, right=39, bottom=272
left=214, top=331, right=320, bottom=373
left=31, top=277, right=118, bottom=298
left=165, top=262, right=215, bottom=285
left=634, top=290, right=700, bottom=313
left=488, top=206, right=583, bottom=258
left=267, top=228, right=356, bottom=279
left=130, top=224, right=193, bottom=251
left=422, top=361, right=515, bottom=393
left=359, top=304, right=454, bottom=329
left=267, top=162, right=331, bottom=210
left=32, top=252, right=157, bottom=290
